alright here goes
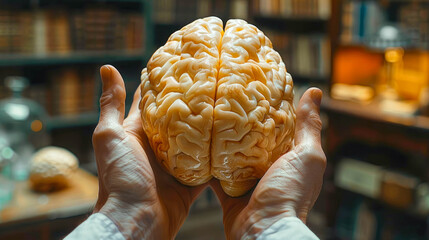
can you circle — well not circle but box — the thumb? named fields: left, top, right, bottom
left=93, top=65, right=126, bottom=211
left=294, top=88, right=322, bottom=147
left=98, top=65, right=126, bottom=126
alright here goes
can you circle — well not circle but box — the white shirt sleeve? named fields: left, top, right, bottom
left=256, top=217, right=319, bottom=240
left=64, top=213, right=125, bottom=240
left=65, top=214, right=317, bottom=240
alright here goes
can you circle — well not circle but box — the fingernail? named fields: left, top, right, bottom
left=311, top=89, right=322, bottom=107
left=100, top=65, right=111, bottom=91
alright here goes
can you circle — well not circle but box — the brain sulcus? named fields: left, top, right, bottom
left=140, top=16, right=295, bottom=197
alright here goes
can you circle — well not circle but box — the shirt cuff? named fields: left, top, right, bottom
left=64, top=213, right=125, bottom=240
left=256, top=217, right=319, bottom=240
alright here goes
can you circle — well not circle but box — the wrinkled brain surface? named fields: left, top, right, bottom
left=140, top=17, right=295, bottom=197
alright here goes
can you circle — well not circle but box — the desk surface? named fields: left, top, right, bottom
left=0, top=169, right=98, bottom=227
left=321, top=97, right=429, bottom=131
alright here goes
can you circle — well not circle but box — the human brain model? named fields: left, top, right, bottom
left=29, top=146, right=78, bottom=192
left=140, top=17, right=295, bottom=197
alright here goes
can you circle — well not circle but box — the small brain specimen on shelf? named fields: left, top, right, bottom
left=29, top=146, right=79, bottom=192
left=140, top=17, right=295, bottom=197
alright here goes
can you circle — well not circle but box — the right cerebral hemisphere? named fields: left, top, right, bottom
left=140, top=17, right=295, bottom=197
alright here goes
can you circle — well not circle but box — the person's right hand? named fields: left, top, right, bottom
left=210, top=88, right=326, bottom=240
left=92, top=65, right=208, bottom=239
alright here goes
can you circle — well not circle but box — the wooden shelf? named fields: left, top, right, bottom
left=46, top=112, right=99, bottom=130
left=3, top=0, right=145, bottom=4
left=387, top=0, right=428, bottom=2
left=292, top=74, right=329, bottom=83
left=321, top=97, right=429, bottom=132
left=337, top=41, right=428, bottom=52
left=338, top=188, right=426, bottom=221
left=0, top=51, right=147, bottom=67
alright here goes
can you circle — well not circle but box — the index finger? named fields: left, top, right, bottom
left=123, top=85, right=145, bottom=138
left=125, top=84, right=142, bottom=121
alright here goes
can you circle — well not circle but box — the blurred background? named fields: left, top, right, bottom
left=0, top=0, right=428, bottom=239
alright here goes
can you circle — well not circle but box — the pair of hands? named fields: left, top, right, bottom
left=92, top=65, right=326, bottom=239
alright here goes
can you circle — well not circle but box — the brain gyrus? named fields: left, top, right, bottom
left=140, top=17, right=295, bottom=197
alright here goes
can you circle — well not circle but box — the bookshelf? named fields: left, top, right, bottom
left=322, top=96, right=429, bottom=239
left=0, top=0, right=153, bottom=118
left=0, top=0, right=154, bottom=165
left=249, top=0, right=333, bottom=86
left=46, top=112, right=100, bottom=130
left=338, top=0, right=428, bottom=49
left=324, top=0, right=429, bottom=239
left=0, top=51, right=148, bottom=67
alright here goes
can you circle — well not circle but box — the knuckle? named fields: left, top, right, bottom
left=99, top=85, right=126, bottom=108
left=93, top=124, right=122, bottom=144
left=300, top=103, right=323, bottom=131
left=298, top=145, right=327, bottom=170
left=99, top=92, right=114, bottom=108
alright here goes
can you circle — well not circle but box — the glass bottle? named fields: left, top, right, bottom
left=0, top=136, right=15, bottom=210
left=0, top=76, right=48, bottom=180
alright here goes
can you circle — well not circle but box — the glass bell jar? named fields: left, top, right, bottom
left=0, top=76, right=48, bottom=180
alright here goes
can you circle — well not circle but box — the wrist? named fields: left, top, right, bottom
left=236, top=204, right=298, bottom=239
left=96, top=196, right=166, bottom=240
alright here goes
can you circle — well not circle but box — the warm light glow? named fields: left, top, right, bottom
left=385, top=48, right=404, bottom=63
left=31, top=120, right=43, bottom=132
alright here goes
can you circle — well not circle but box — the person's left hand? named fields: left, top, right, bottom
left=210, top=88, right=326, bottom=240
left=92, top=65, right=207, bottom=239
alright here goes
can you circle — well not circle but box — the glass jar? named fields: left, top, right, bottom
left=0, top=76, right=48, bottom=180
left=0, top=136, right=15, bottom=210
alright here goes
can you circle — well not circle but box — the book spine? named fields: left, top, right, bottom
left=358, top=2, right=367, bottom=40
left=197, top=0, right=211, bottom=18
left=231, top=0, right=249, bottom=19
left=34, top=10, right=47, bottom=55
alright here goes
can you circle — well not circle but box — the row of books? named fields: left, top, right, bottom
left=341, top=1, right=429, bottom=49
left=252, top=0, right=331, bottom=19
left=48, top=68, right=98, bottom=116
left=340, top=1, right=384, bottom=44
left=399, top=2, right=429, bottom=49
left=0, top=7, right=145, bottom=55
left=154, top=0, right=248, bottom=24
left=265, top=30, right=330, bottom=79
